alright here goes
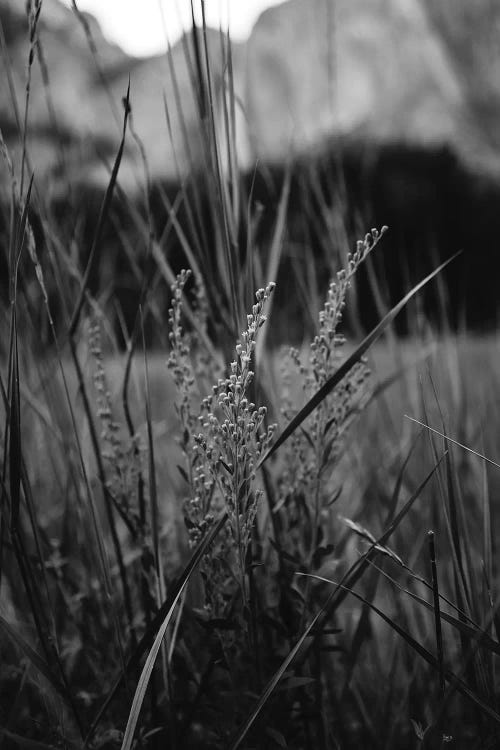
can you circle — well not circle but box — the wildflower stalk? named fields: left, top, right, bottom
left=195, top=283, right=277, bottom=608
left=168, top=274, right=276, bottom=620
left=279, top=230, right=384, bottom=618
left=89, top=317, right=153, bottom=644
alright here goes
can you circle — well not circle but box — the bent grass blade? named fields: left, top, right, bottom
left=300, top=573, right=500, bottom=728
left=227, top=455, right=445, bottom=750
left=260, top=252, right=461, bottom=466
left=405, top=415, right=500, bottom=471
left=116, top=511, right=228, bottom=750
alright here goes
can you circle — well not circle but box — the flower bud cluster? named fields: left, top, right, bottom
left=310, top=228, right=385, bottom=389
left=277, top=231, right=381, bottom=554
left=89, top=317, right=144, bottom=533
left=167, top=270, right=194, bottom=393
left=168, top=277, right=277, bottom=613
left=192, top=283, right=277, bottom=556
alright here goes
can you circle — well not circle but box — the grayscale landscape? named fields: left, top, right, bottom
left=2, top=1, right=500, bottom=748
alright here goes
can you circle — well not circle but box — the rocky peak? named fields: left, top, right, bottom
left=1, top=0, right=499, bottom=193
left=245, top=0, right=467, bottom=160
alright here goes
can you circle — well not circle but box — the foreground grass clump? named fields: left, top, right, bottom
left=3, top=4, right=500, bottom=749
left=4, top=211, right=500, bottom=748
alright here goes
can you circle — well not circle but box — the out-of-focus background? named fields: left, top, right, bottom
left=3, top=0, right=500, bottom=340
left=4, top=5, right=500, bottom=748
left=4, top=0, right=500, bottom=179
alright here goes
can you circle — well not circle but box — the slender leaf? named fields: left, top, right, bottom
left=120, top=510, right=228, bottom=750
left=227, top=455, right=444, bottom=749
left=8, top=307, right=20, bottom=533
left=260, top=253, right=460, bottom=465
left=68, top=81, right=130, bottom=336
left=394, top=584, right=500, bottom=657
left=86, top=511, right=228, bottom=746
left=302, top=574, right=500, bottom=727
left=405, top=416, right=500, bottom=471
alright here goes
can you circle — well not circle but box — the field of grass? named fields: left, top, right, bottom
left=2, top=4, right=500, bottom=750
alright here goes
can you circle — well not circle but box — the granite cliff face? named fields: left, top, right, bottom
left=1, top=0, right=496, bottom=190
left=2, top=0, right=500, bottom=339
left=245, top=0, right=467, bottom=160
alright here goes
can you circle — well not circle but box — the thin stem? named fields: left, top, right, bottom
left=429, top=530, right=446, bottom=697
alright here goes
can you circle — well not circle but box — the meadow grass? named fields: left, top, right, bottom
left=2, top=4, right=500, bottom=749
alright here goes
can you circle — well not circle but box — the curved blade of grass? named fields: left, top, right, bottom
left=391, top=582, right=500, bottom=657
left=227, top=454, right=445, bottom=749
left=301, top=452, right=445, bottom=658
left=11, top=175, right=34, bottom=300
left=405, top=416, right=500, bottom=471
left=7, top=308, right=20, bottom=533
left=198, top=2, right=240, bottom=335
left=68, top=81, right=130, bottom=337
left=120, top=596, right=182, bottom=750
left=428, top=531, right=445, bottom=695
left=85, top=511, right=227, bottom=746
left=386, top=430, right=423, bottom=525
left=71, top=0, right=122, bottom=129
left=120, top=509, right=228, bottom=750
left=366, top=556, right=486, bottom=637
left=339, top=516, right=403, bottom=566
left=6, top=179, right=33, bottom=532
left=302, top=574, right=500, bottom=727
left=141, top=312, right=160, bottom=587
left=227, top=600, right=326, bottom=750
left=141, top=312, right=176, bottom=748
left=427, top=400, right=485, bottom=685
left=260, top=252, right=460, bottom=465
left=255, top=167, right=291, bottom=361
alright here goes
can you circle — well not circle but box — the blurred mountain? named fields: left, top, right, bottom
left=246, top=0, right=465, bottom=156
left=0, top=0, right=127, bottom=182
left=0, top=0, right=247, bottom=193
left=1, top=0, right=500, bottom=193
left=423, top=0, right=500, bottom=155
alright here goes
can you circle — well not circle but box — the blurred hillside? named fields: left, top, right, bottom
left=2, top=0, right=500, bottom=341
left=0, top=0, right=246, bottom=192
left=423, top=0, right=500, bottom=155
left=1, top=0, right=500, bottom=191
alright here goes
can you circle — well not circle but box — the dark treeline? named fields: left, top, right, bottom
left=244, top=140, right=500, bottom=336
left=1, top=139, right=499, bottom=348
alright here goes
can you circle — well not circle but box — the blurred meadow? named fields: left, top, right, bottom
left=2, top=2, right=500, bottom=749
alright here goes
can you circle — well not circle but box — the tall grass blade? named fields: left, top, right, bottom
left=261, top=253, right=461, bottom=464
left=10, top=176, right=34, bottom=300
left=71, top=0, right=122, bottom=128
left=141, top=312, right=161, bottom=590
left=428, top=531, right=445, bottom=695
left=255, top=168, right=291, bottom=360
left=20, top=1, right=42, bottom=196
left=388, top=581, right=500, bottom=656
left=405, top=416, right=500, bottom=470
left=7, top=308, right=21, bottom=534
left=6, top=178, right=33, bottom=533
left=301, top=574, right=500, bottom=727
left=141, top=311, right=175, bottom=743
left=86, top=511, right=228, bottom=745
left=68, top=82, right=130, bottom=336
left=227, top=455, right=444, bottom=749
left=119, top=511, right=228, bottom=750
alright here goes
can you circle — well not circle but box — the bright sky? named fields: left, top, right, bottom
left=61, top=0, right=284, bottom=57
